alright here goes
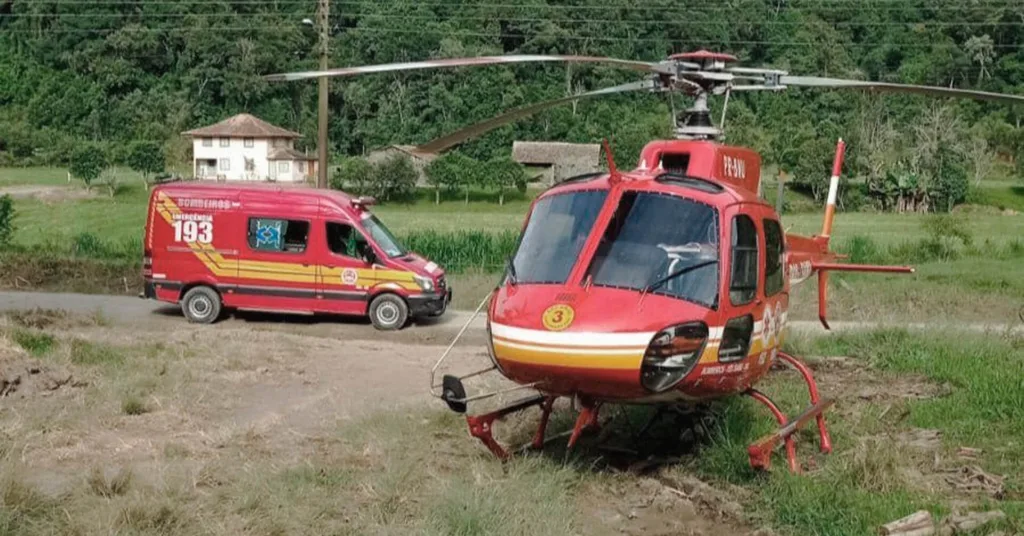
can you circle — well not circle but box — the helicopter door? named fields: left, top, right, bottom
left=759, top=217, right=788, bottom=354
left=719, top=213, right=760, bottom=364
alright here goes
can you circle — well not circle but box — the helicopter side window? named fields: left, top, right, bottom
left=585, top=191, right=719, bottom=309
left=764, top=219, right=785, bottom=296
left=510, top=190, right=607, bottom=284
left=730, top=215, right=759, bottom=305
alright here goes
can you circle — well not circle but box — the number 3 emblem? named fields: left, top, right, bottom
left=542, top=304, right=575, bottom=331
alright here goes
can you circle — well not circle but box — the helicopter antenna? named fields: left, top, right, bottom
left=602, top=138, right=621, bottom=183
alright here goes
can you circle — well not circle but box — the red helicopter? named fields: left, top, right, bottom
left=267, top=51, right=1023, bottom=471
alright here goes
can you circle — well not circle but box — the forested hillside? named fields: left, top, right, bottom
left=1, top=0, right=1023, bottom=202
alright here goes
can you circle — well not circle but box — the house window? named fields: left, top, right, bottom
left=248, top=218, right=309, bottom=253
left=202, top=138, right=213, bottom=147
left=278, top=161, right=291, bottom=174
left=244, top=157, right=255, bottom=172
left=730, top=215, right=759, bottom=305
left=219, top=138, right=230, bottom=147
left=218, top=158, right=230, bottom=171
left=764, top=219, right=785, bottom=296
left=297, top=162, right=305, bottom=173
left=244, top=138, right=254, bottom=148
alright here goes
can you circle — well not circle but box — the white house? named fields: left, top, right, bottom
left=182, top=114, right=317, bottom=183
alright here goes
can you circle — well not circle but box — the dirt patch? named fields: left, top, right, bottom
left=0, top=184, right=95, bottom=202
left=803, top=355, right=949, bottom=406
left=577, top=475, right=758, bottom=536
left=0, top=335, right=75, bottom=398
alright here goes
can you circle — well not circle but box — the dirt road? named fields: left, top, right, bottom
left=0, top=290, right=1017, bottom=341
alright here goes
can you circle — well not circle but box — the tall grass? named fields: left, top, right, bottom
left=4, top=230, right=519, bottom=274
left=402, top=229, right=518, bottom=272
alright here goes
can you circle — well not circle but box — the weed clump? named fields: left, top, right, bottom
left=121, top=394, right=149, bottom=416
left=87, top=467, right=132, bottom=498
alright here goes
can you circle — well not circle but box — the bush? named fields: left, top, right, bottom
left=369, top=153, right=417, bottom=202
left=922, top=214, right=972, bottom=247
left=0, top=194, right=14, bottom=248
left=126, top=141, right=166, bottom=189
left=68, top=144, right=108, bottom=190
left=331, top=156, right=373, bottom=193
left=929, top=162, right=970, bottom=212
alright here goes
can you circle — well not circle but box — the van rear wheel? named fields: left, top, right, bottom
left=181, top=286, right=222, bottom=324
left=369, top=294, right=408, bottom=331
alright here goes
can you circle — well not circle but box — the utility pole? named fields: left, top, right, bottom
left=316, top=0, right=329, bottom=189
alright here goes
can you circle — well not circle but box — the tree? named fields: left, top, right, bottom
left=969, top=137, right=995, bottom=186
left=486, top=156, right=528, bottom=206
left=332, top=156, right=373, bottom=193
left=369, top=153, right=417, bottom=202
left=965, top=35, right=995, bottom=85
left=126, top=141, right=165, bottom=190
left=68, top=145, right=108, bottom=192
left=425, top=152, right=480, bottom=204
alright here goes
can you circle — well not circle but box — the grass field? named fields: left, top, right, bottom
left=0, top=310, right=1020, bottom=535
left=2, top=167, right=1022, bottom=245
left=2, top=167, right=1023, bottom=323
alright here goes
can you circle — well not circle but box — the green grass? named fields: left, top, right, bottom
left=0, top=167, right=77, bottom=187
left=9, top=329, right=56, bottom=357
left=68, top=339, right=125, bottom=366
left=968, top=183, right=1024, bottom=212
left=683, top=329, right=1024, bottom=536
left=2, top=166, right=1021, bottom=247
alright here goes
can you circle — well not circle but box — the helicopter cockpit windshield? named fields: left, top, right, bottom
left=585, top=191, right=719, bottom=308
left=510, top=190, right=608, bottom=284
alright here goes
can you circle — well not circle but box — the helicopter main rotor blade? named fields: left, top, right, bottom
left=264, top=55, right=666, bottom=82
left=778, top=75, right=1024, bottom=105
left=413, top=79, right=657, bottom=154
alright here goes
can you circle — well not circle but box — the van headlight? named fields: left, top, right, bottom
left=414, top=275, right=435, bottom=292
left=640, top=322, right=708, bottom=392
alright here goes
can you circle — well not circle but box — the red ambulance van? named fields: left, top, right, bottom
left=141, top=183, right=451, bottom=330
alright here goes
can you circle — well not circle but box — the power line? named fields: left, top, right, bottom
left=8, top=27, right=1022, bottom=54
left=9, top=0, right=1024, bottom=13
left=7, top=11, right=1024, bottom=27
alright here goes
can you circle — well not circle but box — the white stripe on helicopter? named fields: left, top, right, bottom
left=490, top=312, right=786, bottom=350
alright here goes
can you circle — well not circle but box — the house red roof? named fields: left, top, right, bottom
left=182, top=113, right=302, bottom=139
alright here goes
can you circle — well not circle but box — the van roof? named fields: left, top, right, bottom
left=153, top=182, right=356, bottom=207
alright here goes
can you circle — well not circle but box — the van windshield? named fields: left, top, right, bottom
left=363, top=214, right=407, bottom=258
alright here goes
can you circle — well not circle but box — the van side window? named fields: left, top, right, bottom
left=764, top=219, right=784, bottom=296
left=730, top=215, right=758, bottom=305
left=326, top=222, right=365, bottom=258
left=247, top=218, right=309, bottom=253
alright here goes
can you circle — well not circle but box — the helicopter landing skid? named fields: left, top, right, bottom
left=465, top=395, right=551, bottom=459
left=465, top=396, right=604, bottom=460
left=745, top=351, right=834, bottom=473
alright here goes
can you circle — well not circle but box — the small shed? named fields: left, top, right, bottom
left=367, top=145, right=439, bottom=186
left=512, top=141, right=602, bottom=186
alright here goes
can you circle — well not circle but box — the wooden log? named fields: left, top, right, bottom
left=879, top=510, right=935, bottom=536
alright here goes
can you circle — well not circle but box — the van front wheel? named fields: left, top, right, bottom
left=369, top=294, right=408, bottom=331
left=181, top=286, right=222, bottom=324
